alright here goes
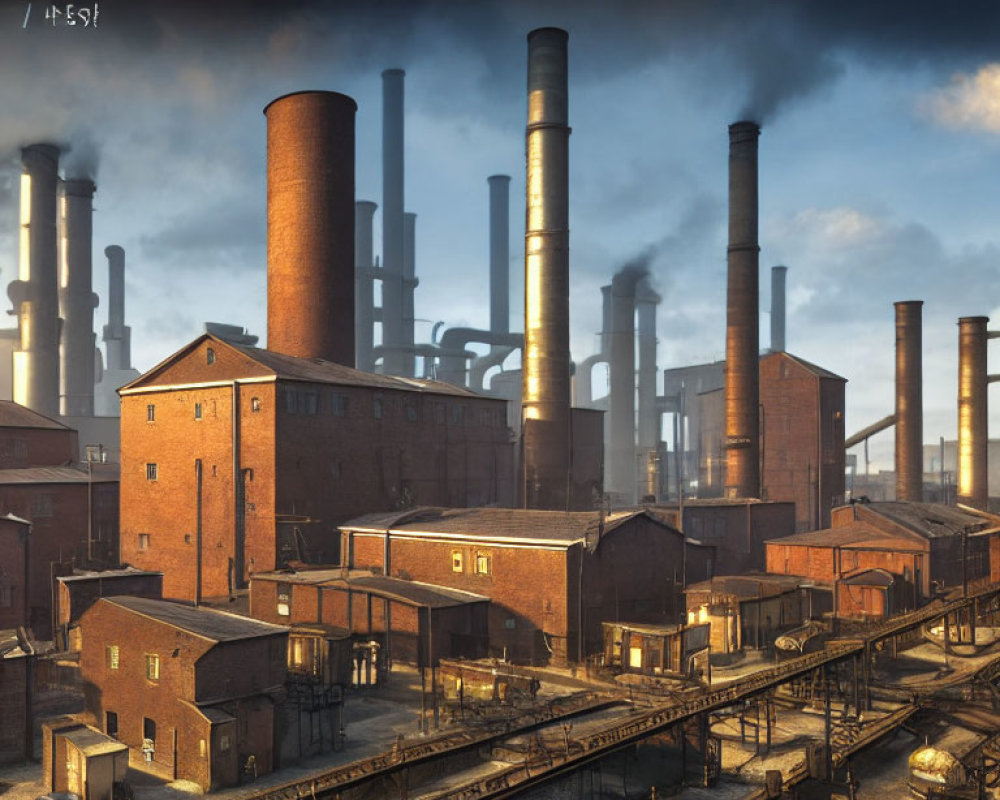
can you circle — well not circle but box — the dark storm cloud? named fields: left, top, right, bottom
left=138, top=203, right=265, bottom=271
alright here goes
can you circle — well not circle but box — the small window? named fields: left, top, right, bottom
left=504, top=618, right=516, bottom=630
left=435, top=404, right=445, bottom=424
left=206, top=348, right=215, bottom=365
left=146, top=404, right=155, bottom=422
left=284, top=389, right=298, bottom=414
left=194, top=402, right=202, bottom=420
left=199, top=738, right=207, bottom=758
left=106, top=645, right=120, bottom=669
left=106, top=711, right=118, bottom=739
left=373, top=397, right=382, bottom=419
left=145, top=654, right=160, bottom=681
left=146, top=463, right=158, bottom=481
left=219, top=735, right=230, bottom=752
left=277, top=583, right=291, bottom=617
left=451, top=551, right=463, bottom=573
left=406, top=405, right=417, bottom=422
left=303, top=392, right=318, bottom=415
left=138, top=533, right=151, bottom=551
left=184, top=533, right=192, bottom=545
left=475, top=553, right=490, bottom=575
left=251, top=397, right=261, bottom=413
left=331, top=394, right=347, bottom=417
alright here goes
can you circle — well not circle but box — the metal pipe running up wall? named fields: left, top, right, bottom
left=724, top=122, right=761, bottom=500
left=895, top=301, right=923, bottom=502
left=958, top=316, right=989, bottom=509
left=522, top=27, right=572, bottom=510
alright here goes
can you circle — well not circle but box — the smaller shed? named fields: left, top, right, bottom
left=42, top=720, right=128, bottom=800
left=602, top=621, right=710, bottom=678
left=837, top=568, right=895, bottom=620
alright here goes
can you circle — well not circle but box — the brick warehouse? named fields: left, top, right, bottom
left=78, top=596, right=288, bottom=791
left=339, top=507, right=688, bottom=665
left=119, top=334, right=515, bottom=603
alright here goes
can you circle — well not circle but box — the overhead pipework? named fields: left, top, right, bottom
left=354, top=200, right=379, bottom=372
left=724, top=121, right=761, bottom=500
left=10, top=143, right=61, bottom=417
left=770, top=265, right=787, bottom=352
left=59, top=177, right=98, bottom=417
left=956, top=316, right=1000, bottom=510
left=894, top=300, right=923, bottom=502
left=264, top=90, right=356, bottom=366
left=522, top=26, right=572, bottom=510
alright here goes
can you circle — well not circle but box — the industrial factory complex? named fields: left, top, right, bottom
left=5, top=12, right=1000, bottom=800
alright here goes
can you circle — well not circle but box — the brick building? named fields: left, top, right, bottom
left=0, top=634, right=33, bottom=764
left=339, top=507, right=687, bottom=665
left=119, top=334, right=515, bottom=603
left=0, top=400, right=79, bottom=468
left=78, top=596, right=288, bottom=791
left=0, top=514, right=31, bottom=631
left=54, top=568, right=163, bottom=651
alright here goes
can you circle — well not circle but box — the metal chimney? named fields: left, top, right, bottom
left=354, top=200, right=378, bottom=372
left=102, top=245, right=131, bottom=370
left=11, top=144, right=61, bottom=417
left=894, top=301, right=923, bottom=502
left=609, top=271, right=639, bottom=501
left=636, top=279, right=661, bottom=453
left=381, top=68, right=407, bottom=376
left=264, top=90, right=356, bottom=365
left=59, top=178, right=97, bottom=417
left=724, top=121, right=761, bottom=499
left=958, top=316, right=989, bottom=509
left=770, top=265, right=787, bottom=352
left=489, top=175, right=511, bottom=338
left=522, top=27, right=571, bottom=510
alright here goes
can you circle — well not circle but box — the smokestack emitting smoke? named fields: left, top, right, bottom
left=381, top=68, right=407, bottom=376
left=522, top=27, right=571, bottom=510
left=724, top=121, right=761, bottom=499
left=770, top=265, right=787, bottom=352
left=354, top=200, right=378, bottom=372
left=957, top=316, right=989, bottom=509
left=489, top=175, right=511, bottom=339
left=59, top=177, right=97, bottom=417
left=102, top=245, right=132, bottom=370
left=636, top=278, right=661, bottom=497
left=609, top=268, right=641, bottom=502
left=12, top=144, right=61, bottom=417
left=894, top=301, right=923, bottom=502
left=264, top=90, right=356, bottom=366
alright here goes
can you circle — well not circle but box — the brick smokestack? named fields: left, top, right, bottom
left=894, top=300, right=923, bottom=501
left=724, top=121, right=761, bottom=499
left=265, top=91, right=356, bottom=365
left=522, top=27, right=571, bottom=510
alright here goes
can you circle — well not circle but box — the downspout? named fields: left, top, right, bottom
left=233, top=381, right=245, bottom=589
left=578, top=541, right=584, bottom=663
left=195, top=459, right=203, bottom=605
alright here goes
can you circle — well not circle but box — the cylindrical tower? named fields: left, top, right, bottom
left=354, top=200, right=378, bottom=372
left=958, top=316, right=989, bottom=509
left=895, top=300, right=923, bottom=502
left=609, top=271, right=638, bottom=502
left=403, top=210, right=417, bottom=371
left=101, top=245, right=131, bottom=370
left=770, top=265, right=787, bottom=352
left=489, top=174, right=511, bottom=338
left=522, top=27, right=572, bottom=510
left=59, top=177, right=98, bottom=417
left=636, top=279, right=661, bottom=453
left=724, top=121, right=761, bottom=499
left=381, top=68, right=407, bottom=376
left=264, top=90, right=356, bottom=365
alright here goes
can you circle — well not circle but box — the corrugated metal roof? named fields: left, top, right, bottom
left=0, top=465, right=119, bottom=485
left=101, top=596, right=287, bottom=642
left=859, top=501, right=1000, bottom=539
left=0, top=400, right=69, bottom=430
left=765, top=522, right=926, bottom=551
left=58, top=567, right=163, bottom=583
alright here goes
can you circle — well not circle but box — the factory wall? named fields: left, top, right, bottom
left=0, top=517, right=30, bottom=631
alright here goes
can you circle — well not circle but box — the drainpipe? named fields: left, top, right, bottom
left=233, top=381, right=244, bottom=589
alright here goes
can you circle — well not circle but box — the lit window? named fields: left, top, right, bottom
left=146, top=404, right=155, bottom=422
left=194, top=402, right=202, bottom=420
left=277, top=584, right=291, bottom=617
left=146, top=463, right=158, bottom=481
left=206, top=348, right=215, bottom=365
left=107, top=645, right=120, bottom=669
left=199, top=739, right=207, bottom=758
left=251, top=397, right=261, bottom=413
left=145, top=654, right=160, bottom=681
left=138, top=533, right=150, bottom=551
left=451, top=551, right=463, bottom=573
left=475, top=554, right=490, bottom=575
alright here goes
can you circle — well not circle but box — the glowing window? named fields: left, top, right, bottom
left=451, top=551, right=463, bottom=573
left=106, top=645, right=119, bottom=670
left=475, top=554, right=490, bottom=575
left=251, top=397, right=261, bottom=413
left=145, top=654, right=160, bottom=681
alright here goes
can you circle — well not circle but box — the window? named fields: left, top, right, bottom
left=450, top=405, right=465, bottom=424
left=251, top=397, right=261, bottom=413
left=184, top=533, right=192, bottom=545
left=303, top=392, right=318, bottom=415
left=106, top=645, right=120, bottom=669
left=146, top=463, right=158, bottom=481
left=331, top=394, right=347, bottom=417
left=145, top=654, right=160, bottom=681
left=504, top=617, right=516, bottom=630
left=475, top=553, right=490, bottom=575
left=405, top=404, right=417, bottom=422
left=277, top=584, right=291, bottom=617
left=206, top=348, right=215, bottom=365
left=106, top=712, right=118, bottom=739
left=199, top=739, right=207, bottom=758
left=194, top=402, right=202, bottom=420
left=284, top=389, right=298, bottom=414
left=451, top=551, right=463, bottom=573
left=373, top=397, right=382, bottom=419
left=30, top=495, right=53, bottom=518
left=138, top=533, right=150, bottom=551
left=146, top=404, right=155, bottom=422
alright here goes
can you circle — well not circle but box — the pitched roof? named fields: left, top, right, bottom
left=764, top=522, right=927, bottom=551
left=856, top=501, right=1000, bottom=539
left=0, top=465, right=119, bottom=485
left=58, top=567, right=162, bottom=584
left=763, top=351, right=846, bottom=381
left=100, top=596, right=287, bottom=642
left=121, top=334, right=487, bottom=399
left=0, top=400, right=70, bottom=430
left=339, top=506, right=672, bottom=548
left=684, top=573, right=806, bottom=599
left=841, top=568, right=895, bottom=587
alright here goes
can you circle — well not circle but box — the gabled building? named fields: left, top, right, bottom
left=118, top=334, right=515, bottom=603
left=339, top=507, right=688, bottom=665
left=78, top=596, right=288, bottom=791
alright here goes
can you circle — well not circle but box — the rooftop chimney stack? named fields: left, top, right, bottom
left=264, top=90, right=356, bottom=366
left=724, top=121, right=761, bottom=499
left=770, top=265, right=787, bottom=352
left=894, top=300, right=923, bottom=502
left=522, top=27, right=572, bottom=510
left=958, top=316, right=989, bottom=509
left=381, top=69, right=407, bottom=376
left=489, top=175, right=511, bottom=339
left=59, top=178, right=98, bottom=417
left=102, top=245, right=131, bottom=370
left=11, top=144, right=61, bottom=417
left=354, top=200, right=378, bottom=372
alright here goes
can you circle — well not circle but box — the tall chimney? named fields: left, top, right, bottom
left=724, top=121, right=761, bottom=499
left=403, top=211, right=417, bottom=368
left=381, top=68, right=407, bottom=376
left=522, top=27, right=571, bottom=510
left=489, top=175, right=511, bottom=338
left=264, top=91, right=356, bottom=365
left=636, top=279, right=661, bottom=454
left=59, top=178, right=97, bottom=417
left=11, top=144, right=61, bottom=417
left=770, top=265, right=787, bottom=352
left=958, top=316, right=989, bottom=509
left=894, top=301, right=923, bottom=502
left=102, top=245, right=131, bottom=370
left=354, top=200, right=378, bottom=372
left=609, top=271, right=638, bottom=502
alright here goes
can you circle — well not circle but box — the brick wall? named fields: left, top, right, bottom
left=0, top=425, right=78, bottom=469
left=0, top=518, right=29, bottom=630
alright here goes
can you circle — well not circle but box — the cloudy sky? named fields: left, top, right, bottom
left=0, top=0, right=999, bottom=470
